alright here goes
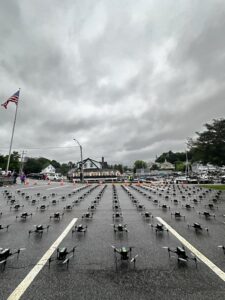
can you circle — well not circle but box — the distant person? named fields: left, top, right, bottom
left=20, top=173, right=26, bottom=184
left=13, top=171, right=18, bottom=184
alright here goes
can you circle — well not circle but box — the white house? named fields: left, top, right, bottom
left=41, top=164, right=56, bottom=174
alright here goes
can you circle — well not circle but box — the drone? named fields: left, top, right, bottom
left=153, top=199, right=159, bottom=204
left=187, top=222, right=208, bottom=232
left=205, top=203, right=218, bottom=210
left=37, top=204, right=49, bottom=211
left=198, top=211, right=215, bottom=219
left=159, top=204, right=170, bottom=210
left=50, top=199, right=59, bottom=205
left=163, top=246, right=198, bottom=266
left=64, top=205, right=73, bottom=211
left=0, top=247, right=25, bottom=271
left=29, top=224, right=50, bottom=235
left=182, top=204, right=194, bottom=210
left=88, top=205, right=97, bottom=211
left=48, top=246, right=76, bottom=269
left=111, top=245, right=138, bottom=267
left=112, top=205, right=121, bottom=211
left=16, top=212, right=32, bottom=220
left=150, top=223, right=168, bottom=233
left=10, top=204, right=24, bottom=211
left=141, top=211, right=153, bottom=219
left=191, top=199, right=200, bottom=204
left=72, top=224, right=87, bottom=234
left=0, top=224, right=10, bottom=231
left=136, top=204, right=145, bottom=210
left=171, top=211, right=185, bottom=220
left=50, top=212, right=64, bottom=220
left=81, top=212, right=93, bottom=219
left=8, top=199, right=17, bottom=205
left=113, top=223, right=128, bottom=233
left=172, top=199, right=179, bottom=204
left=112, top=212, right=123, bottom=219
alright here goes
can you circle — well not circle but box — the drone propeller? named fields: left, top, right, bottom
left=62, top=254, right=74, bottom=267
left=178, top=257, right=187, bottom=262
left=218, top=245, right=225, bottom=249
left=130, top=254, right=138, bottom=263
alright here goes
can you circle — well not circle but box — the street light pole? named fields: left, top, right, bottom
left=74, top=139, right=83, bottom=183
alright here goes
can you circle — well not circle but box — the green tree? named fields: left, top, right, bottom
left=23, top=158, right=43, bottom=174
left=188, top=118, right=225, bottom=166
left=51, top=160, right=61, bottom=171
left=133, top=160, right=147, bottom=173
left=60, top=163, right=70, bottom=175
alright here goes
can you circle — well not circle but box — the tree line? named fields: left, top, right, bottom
left=1, top=118, right=224, bottom=174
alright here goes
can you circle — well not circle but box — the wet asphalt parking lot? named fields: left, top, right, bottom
left=0, top=180, right=225, bottom=300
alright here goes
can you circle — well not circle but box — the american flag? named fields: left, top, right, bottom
left=1, top=90, right=20, bottom=109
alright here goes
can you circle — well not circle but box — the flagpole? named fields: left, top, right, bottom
left=6, top=88, right=20, bottom=174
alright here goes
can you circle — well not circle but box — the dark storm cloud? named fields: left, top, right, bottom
left=0, top=0, right=225, bottom=165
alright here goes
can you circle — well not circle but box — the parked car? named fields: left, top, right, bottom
left=46, top=173, right=63, bottom=181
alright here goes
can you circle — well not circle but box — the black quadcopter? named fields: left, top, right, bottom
left=48, top=246, right=76, bottom=269
left=50, top=212, right=64, bottom=220
left=10, top=204, right=24, bottom=211
left=187, top=222, right=208, bottom=232
left=37, top=204, right=49, bottom=211
left=64, top=205, right=73, bottom=211
left=141, top=211, right=153, bottom=219
left=171, top=211, right=185, bottom=220
left=112, top=212, right=123, bottom=219
left=0, top=247, right=25, bottom=271
left=198, top=211, right=215, bottom=219
left=113, top=223, right=128, bottom=233
left=150, top=223, right=168, bottom=233
left=163, top=246, right=198, bottom=266
left=16, top=212, right=32, bottom=220
left=0, top=224, right=11, bottom=231
left=29, top=224, right=50, bottom=235
left=111, top=245, right=138, bottom=267
left=81, top=212, right=93, bottom=219
left=72, top=224, right=87, bottom=234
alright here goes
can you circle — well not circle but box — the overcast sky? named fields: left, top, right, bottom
left=0, top=0, right=225, bottom=166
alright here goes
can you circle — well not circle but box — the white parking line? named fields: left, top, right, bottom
left=16, top=185, right=48, bottom=190
left=156, top=217, right=225, bottom=282
left=47, top=185, right=70, bottom=190
left=7, top=218, right=78, bottom=300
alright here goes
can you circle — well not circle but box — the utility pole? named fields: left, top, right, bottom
left=19, top=150, right=26, bottom=175
left=73, top=139, right=84, bottom=183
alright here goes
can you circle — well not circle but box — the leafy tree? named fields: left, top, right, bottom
left=156, top=151, right=188, bottom=164
left=51, top=160, right=61, bottom=171
left=175, top=161, right=186, bottom=172
left=23, top=158, right=43, bottom=174
left=60, top=163, right=70, bottom=175
left=133, top=160, right=147, bottom=173
left=188, top=118, right=225, bottom=166
left=150, top=164, right=160, bottom=170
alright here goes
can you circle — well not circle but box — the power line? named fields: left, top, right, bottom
left=0, top=146, right=79, bottom=150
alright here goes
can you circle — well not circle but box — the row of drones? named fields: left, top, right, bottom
left=0, top=184, right=108, bottom=270
left=1, top=184, right=93, bottom=212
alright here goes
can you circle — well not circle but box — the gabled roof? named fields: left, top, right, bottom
left=77, top=157, right=101, bottom=169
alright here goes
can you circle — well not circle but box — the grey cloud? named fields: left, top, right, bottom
left=0, top=0, right=225, bottom=165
